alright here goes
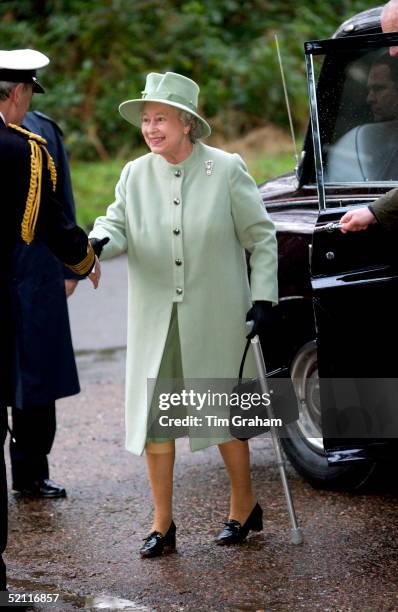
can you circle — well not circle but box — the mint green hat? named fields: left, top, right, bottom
left=119, top=71, right=211, bottom=139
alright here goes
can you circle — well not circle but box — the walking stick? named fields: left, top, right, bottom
left=248, top=329, right=304, bottom=545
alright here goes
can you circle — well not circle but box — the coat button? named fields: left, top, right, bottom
left=173, top=198, right=180, bottom=205
left=175, top=259, right=182, bottom=266
left=173, top=228, right=180, bottom=235
left=174, top=170, right=182, bottom=177
left=176, top=287, right=183, bottom=295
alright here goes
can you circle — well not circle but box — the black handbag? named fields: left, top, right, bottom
left=230, top=340, right=299, bottom=440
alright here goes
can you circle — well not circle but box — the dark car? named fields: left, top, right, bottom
left=261, top=6, right=398, bottom=490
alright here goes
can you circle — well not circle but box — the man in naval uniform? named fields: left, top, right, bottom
left=7, top=110, right=82, bottom=499
left=0, top=48, right=102, bottom=594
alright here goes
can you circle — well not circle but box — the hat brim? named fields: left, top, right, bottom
left=119, top=98, right=211, bottom=139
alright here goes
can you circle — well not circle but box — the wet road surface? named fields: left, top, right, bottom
left=4, top=257, right=398, bottom=610
left=5, top=350, right=398, bottom=611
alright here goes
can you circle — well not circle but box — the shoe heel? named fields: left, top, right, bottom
left=164, top=522, right=177, bottom=552
left=251, top=516, right=263, bottom=532
left=248, top=503, right=263, bottom=532
left=163, top=534, right=176, bottom=553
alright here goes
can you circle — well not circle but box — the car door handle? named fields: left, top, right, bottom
left=314, top=222, right=343, bottom=233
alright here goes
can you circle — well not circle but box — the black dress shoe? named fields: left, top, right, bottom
left=215, top=502, right=263, bottom=545
left=13, top=478, right=67, bottom=498
left=139, top=521, right=176, bottom=558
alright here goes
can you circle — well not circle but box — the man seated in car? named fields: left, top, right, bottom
left=327, top=52, right=398, bottom=183
left=340, top=0, right=398, bottom=233
left=367, top=54, right=398, bottom=123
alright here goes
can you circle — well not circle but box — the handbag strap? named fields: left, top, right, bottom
left=238, top=339, right=251, bottom=383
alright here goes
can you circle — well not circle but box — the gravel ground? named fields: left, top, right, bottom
left=4, top=349, right=398, bottom=612
left=4, top=257, right=398, bottom=611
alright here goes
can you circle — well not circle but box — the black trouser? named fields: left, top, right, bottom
left=9, top=403, right=56, bottom=489
left=0, top=406, right=8, bottom=590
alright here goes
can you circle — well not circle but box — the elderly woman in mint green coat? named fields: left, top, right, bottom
left=89, top=71, right=278, bottom=557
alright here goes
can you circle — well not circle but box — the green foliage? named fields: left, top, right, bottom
left=71, top=156, right=131, bottom=229
left=1, top=0, right=377, bottom=159
left=249, top=151, right=298, bottom=184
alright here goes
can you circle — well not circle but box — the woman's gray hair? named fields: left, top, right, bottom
left=178, top=110, right=202, bottom=143
left=0, top=81, right=17, bottom=101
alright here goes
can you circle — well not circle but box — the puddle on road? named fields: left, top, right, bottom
left=85, top=595, right=151, bottom=610
left=9, top=579, right=151, bottom=611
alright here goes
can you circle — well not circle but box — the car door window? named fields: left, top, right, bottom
left=307, top=37, right=398, bottom=190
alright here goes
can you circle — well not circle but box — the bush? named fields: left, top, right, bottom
left=0, top=0, right=376, bottom=159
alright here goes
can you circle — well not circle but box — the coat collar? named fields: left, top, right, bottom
left=154, top=142, right=206, bottom=177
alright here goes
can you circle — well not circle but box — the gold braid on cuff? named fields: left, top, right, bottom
left=65, top=242, right=95, bottom=275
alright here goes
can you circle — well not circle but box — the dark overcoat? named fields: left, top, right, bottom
left=0, top=115, right=93, bottom=588
left=10, top=112, right=80, bottom=409
left=0, top=118, right=92, bottom=408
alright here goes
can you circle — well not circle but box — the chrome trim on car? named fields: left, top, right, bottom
left=279, top=296, right=305, bottom=301
left=306, top=53, right=326, bottom=212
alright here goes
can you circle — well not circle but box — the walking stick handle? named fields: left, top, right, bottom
left=246, top=320, right=254, bottom=334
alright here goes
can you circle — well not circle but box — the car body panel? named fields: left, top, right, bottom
left=260, top=8, right=398, bottom=466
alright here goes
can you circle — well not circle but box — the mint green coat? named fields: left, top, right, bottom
left=90, top=142, right=278, bottom=455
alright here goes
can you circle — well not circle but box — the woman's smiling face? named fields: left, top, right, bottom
left=141, top=102, right=192, bottom=163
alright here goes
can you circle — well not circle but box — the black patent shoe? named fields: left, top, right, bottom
left=13, top=478, right=67, bottom=498
left=140, top=521, right=176, bottom=558
left=215, top=502, right=263, bottom=545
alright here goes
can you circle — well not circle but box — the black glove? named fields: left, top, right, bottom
left=245, top=301, right=274, bottom=340
left=89, top=237, right=110, bottom=258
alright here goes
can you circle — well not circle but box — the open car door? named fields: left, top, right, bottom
left=306, top=32, right=398, bottom=463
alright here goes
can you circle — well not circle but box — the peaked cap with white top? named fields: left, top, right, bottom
left=0, top=49, right=49, bottom=93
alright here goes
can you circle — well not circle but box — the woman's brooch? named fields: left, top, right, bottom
left=205, top=160, right=214, bottom=176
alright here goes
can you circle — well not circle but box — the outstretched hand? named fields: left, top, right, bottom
left=340, top=207, right=377, bottom=233
left=65, top=279, right=78, bottom=298
left=89, top=237, right=110, bottom=258
left=88, top=255, right=101, bottom=289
